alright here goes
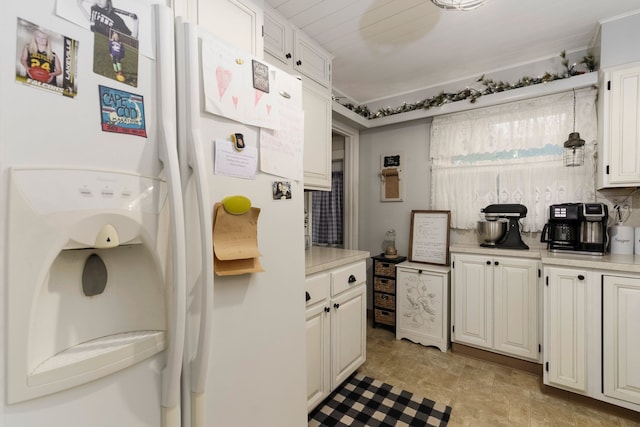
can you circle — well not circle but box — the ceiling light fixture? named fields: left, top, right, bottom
left=431, top=0, right=488, bottom=11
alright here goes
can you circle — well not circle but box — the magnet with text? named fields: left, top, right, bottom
left=98, top=85, right=147, bottom=137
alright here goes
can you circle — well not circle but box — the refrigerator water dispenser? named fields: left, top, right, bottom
left=5, top=167, right=170, bottom=403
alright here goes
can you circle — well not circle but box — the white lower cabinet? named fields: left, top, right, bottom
left=603, top=274, right=640, bottom=406
left=543, top=267, right=588, bottom=393
left=395, top=262, right=450, bottom=352
left=543, top=265, right=640, bottom=413
left=451, top=253, right=541, bottom=362
left=305, top=272, right=330, bottom=412
left=305, top=260, right=366, bottom=412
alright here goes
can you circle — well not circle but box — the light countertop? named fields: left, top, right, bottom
left=451, top=243, right=640, bottom=274
left=305, top=246, right=370, bottom=275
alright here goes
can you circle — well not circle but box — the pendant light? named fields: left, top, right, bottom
left=564, top=89, right=585, bottom=167
left=431, top=0, right=488, bottom=11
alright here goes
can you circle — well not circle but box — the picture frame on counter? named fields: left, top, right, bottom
left=408, top=210, right=451, bottom=265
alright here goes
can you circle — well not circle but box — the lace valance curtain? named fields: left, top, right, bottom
left=430, top=87, right=597, bottom=232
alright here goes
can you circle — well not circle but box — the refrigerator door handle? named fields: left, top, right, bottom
left=184, top=22, right=214, bottom=399
left=155, top=5, right=186, bottom=425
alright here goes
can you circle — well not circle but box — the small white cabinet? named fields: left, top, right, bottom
left=543, top=266, right=588, bottom=393
left=451, top=253, right=540, bottom=362
left=395, top=262, right=450, bottom=352
left=305, top=260, right=366, bottom=412
left=263, top=7, right=332, bottom=87
left=602, top=274, right=640, bottom=405
left=597, top=62, right=640, bottom=188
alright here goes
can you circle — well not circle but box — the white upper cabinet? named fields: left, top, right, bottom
left=263, top=6, right=332, bottom=88
left=597, top=62, right=640, bottom=188
left=178, top=0, right=264, bottom=56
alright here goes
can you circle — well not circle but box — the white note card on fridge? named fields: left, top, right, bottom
left=214, top=140, right=257, bottom=180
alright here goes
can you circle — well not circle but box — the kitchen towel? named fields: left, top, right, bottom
left=212, top=202, right=264, bottom=275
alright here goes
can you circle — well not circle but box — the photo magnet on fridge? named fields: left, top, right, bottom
left=98, top=85, right=147, bottom=137
left=85, top=0, right=140, bottom=87
left=15, top=18, right=79, bottom=98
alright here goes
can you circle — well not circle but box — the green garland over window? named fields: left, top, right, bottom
left=336, top=51, right=597, bottom=120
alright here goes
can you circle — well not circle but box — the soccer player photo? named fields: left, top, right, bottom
left=78, top=0, right=140, bottom=87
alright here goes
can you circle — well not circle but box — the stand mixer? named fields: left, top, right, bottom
left=481, top=204, right=529, bottom=250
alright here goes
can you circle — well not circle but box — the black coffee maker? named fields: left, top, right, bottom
left=541, top=203, right=608, bottom=255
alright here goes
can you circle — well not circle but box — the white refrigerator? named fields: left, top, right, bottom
left=0, top=1, right=185, bottom=426
left=175, top=19, right=308, bottom=427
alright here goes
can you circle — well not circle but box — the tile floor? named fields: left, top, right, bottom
left=358, top=321, right=640, bottom=427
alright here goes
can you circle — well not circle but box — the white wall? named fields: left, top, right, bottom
left=358, top=119, right=431, bottom=259
left=600, top=11, right=640, bottom=69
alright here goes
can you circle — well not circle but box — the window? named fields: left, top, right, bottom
left=430, top=87, right=597, bottom=232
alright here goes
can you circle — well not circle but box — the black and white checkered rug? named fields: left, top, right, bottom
left=308, top=373, right=452, bottom=427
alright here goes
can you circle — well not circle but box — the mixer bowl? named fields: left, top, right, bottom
left=477, top=220, right=507, bottom=246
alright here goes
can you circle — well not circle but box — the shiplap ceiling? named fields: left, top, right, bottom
left=265, top=0, right=640, bottom=105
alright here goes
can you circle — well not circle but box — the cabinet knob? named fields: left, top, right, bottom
left=486, top=260, right=491, bottom=265
left=494, top=261, right=499, bottom=266
left=334, top=303, right=340, bottom=309
left=296, top=60, right=302, bottom=66
left=305, top=291, right=310, bottom=302
left=578, top=275, right=585, bottom=280
left=324, top=307, right=330, bottom=313
left=285, top=53, right=292, bottom=59
left=348, top=274, right=357, bottom=283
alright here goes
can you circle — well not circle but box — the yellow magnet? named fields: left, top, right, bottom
left=222, top=195, right=252, bottom=215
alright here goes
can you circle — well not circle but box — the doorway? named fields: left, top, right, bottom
left=306, top=121, right=359, bottom=250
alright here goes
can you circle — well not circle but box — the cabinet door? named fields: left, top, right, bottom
left=396, top=267, right=448, bottom=351
left=302, top=80, right=332, bottom=191
left=493, top=258, right=539, bottom=360
left=331, top=284, right=366, bottom=389
left=452, top=254, right=492, bottom=349
left=293, top=31, right=332, bottom=87
left=263, top=7, right=292, bottom=67
left=306, top=301, right=330, bottom=412
left=196, top=0, right=264, bottom=56
left=545, top=267, right=587, bottom=392
left=603, top=64, right=640, bottom=186
left=603, top=275, right=640, bottom=405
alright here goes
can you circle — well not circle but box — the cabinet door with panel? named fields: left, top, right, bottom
left=603, top=274, right=640, bottom=405
left=598, top=63, right=640, bottom=188
left=396, top=263, right=450, bottom=352
left=451, top=253, right=493, bottom=349
left=305, top=272, right=331, bottom=412
left=331, top=283, right=366, bottom=388
left=194, top=0, right=264, bottom=56
left=493, top=257, right=540, bottom=360
left=302, top=79, right=332, bottom=191
left=544, top=267, right=588, bottom=393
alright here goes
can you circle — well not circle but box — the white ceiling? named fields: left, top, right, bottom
left=265, top=0, right=640, bottom=105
